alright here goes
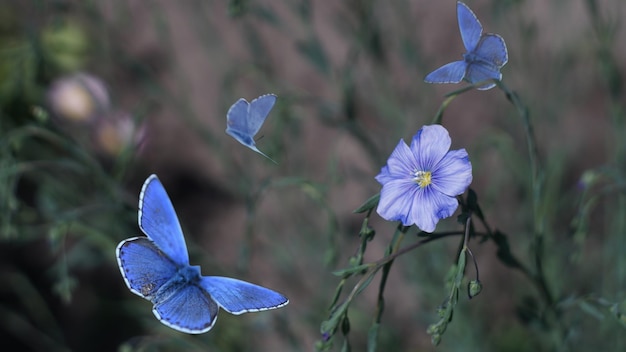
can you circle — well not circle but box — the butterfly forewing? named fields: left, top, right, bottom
left=457, top=1, right=483, bottom=52
left=473, top=34, right=508, bottom=68
left=116, top=237, right=179, bottom=299
left=424, top=60, right=466, bottom=84
left=200, top=276, right=289, bottom=315
left=138, top=175, right=190, bottom=266
left=247, top=94, right=277, bottom=136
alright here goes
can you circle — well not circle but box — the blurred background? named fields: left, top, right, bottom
left=1, top=0, right=625, bottom=351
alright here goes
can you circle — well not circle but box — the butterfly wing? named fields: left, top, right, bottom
left=138, top=175, right=189, bottom=266
left=473, top=34, right=508, bottom=68
left=200, top=276, right=289, bottom=315
left=465, top=62, right=502, bottom=90
left=457, top=1, right=483, bottom=52
left=116, top=237, right=178, bottom=300
left=226, top=98, right=252, bottom=137
left=424, top=61, right=467, bottom=84
left=153, top=283, right=220, bottom=334
left=225, top=94, right=276, bottom=138
left=247, top=94, right=277, bottom=137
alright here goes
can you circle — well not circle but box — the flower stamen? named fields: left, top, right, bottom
left=413, top=170, right=432, bottom=188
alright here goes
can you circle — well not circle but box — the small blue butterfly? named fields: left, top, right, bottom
left=424, top=1, right=508, bottom=90
left=116, top=174, right=288, bottom=334
left=226, top=94, right=277, bottom=163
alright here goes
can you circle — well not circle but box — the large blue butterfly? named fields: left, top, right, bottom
left=116, top=174, right=288, bottom=334
left=226, top=94, right=277, bottom=163
left=424, top=1, right=508, bottom=90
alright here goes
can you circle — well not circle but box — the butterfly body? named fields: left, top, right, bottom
left=226, top=94, right=277, bottom=163
left=152, top=264, right=202, bottom=304
left=116, top=175, right=288, bottom=334
left=226, top=128, right=255, bottom=147
left=463, top=51, right=491, bottom=66
left=424, top=1, right=507, bottom=90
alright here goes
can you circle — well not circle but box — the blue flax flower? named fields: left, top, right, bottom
left=375, top=125, right=472, bottom=232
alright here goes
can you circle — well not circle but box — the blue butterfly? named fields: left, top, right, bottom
left=226, top=94, right=277, bottom=163
left=424, top=1, right=508, bottom=90
left=116, top=174, right=288, bottom=334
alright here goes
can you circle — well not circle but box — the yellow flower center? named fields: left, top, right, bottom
left=413, top=170, right=432, bottom=188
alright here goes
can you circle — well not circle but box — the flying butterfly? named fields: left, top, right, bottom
left=226, top=94, right=278, bottom=163
left=116, top=174, right=288, bottom=333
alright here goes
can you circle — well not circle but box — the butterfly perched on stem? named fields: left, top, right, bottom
left=424, top=1, right=508, bottom=90
left=116, top=174, right=288, bottom=333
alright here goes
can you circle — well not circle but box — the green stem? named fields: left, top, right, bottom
left=495, top=81, right=550, bottom=293
left=373, top=226, right=406, bottom=324
left=496, top=81, right=569, bottom=347
left=341, top=230, right=464, bottom=307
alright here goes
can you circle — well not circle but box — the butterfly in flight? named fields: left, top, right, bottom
left=424, top=1, right=508, bottom=90
left=116, top=174, right=288, bottom=333
left=226, top=94, right=278, bottom=163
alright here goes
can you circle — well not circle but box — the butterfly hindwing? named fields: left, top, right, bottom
left=153, top=283, right=220, bottom=334
left=200, top=276, right=289, bottom=315
left=116, top=237, right=179, bottom=299
left=138, top=175, right=190, bottom=266
left=424, top=60, right=467, bottom=84
left=226, top=98, right=253, bottom=136
left=457, top=1, right=482, bottom=52
left=465, top=62, right=502, bottom=90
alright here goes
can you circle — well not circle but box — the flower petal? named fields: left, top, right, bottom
left=410, top=125, right=451, bottom=170
left=383, top=139, right=418, bottom=177
left=431, top=148, right=473, bottom=196
left=374, top=165, right=394, bottom=184
left=409, top=187, right=460, bottom=232
left=376, top=178, right=418, bottom=225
